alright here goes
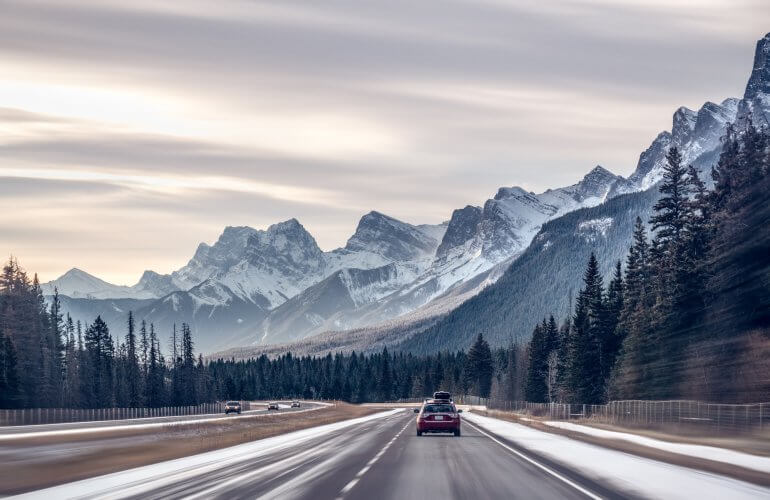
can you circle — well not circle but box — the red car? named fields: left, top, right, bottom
left=415, top=401, right=462, bottom=436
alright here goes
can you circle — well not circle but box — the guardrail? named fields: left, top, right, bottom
left=460, top=396, right=769, bottom=434
left=0, top=401, right=253, bottom=426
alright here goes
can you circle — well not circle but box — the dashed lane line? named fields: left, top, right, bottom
left=335, top=414, right=412, bottom=500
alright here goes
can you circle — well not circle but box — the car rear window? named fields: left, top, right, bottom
left=423, top=404, right=454, bottom=413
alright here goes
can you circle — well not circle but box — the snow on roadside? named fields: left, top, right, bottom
left=465, top=412, right=770, bottom=500
left=12, top=409, right=403, bottom=500
left=544, top=421, right=770, bottom=474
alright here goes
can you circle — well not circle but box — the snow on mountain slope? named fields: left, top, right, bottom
left=618, top=99, right=739, bottom=193
left=257, top=262, right=426, bottom=344
left=343, top=211, right=443, bottom=262
left=403, top=166, right=625, bottom=306
left=41, top=268, right=161, bottom=300
left=251, top=167, right=625, bottom=345
left=133, top=270, right=179, bottom=298
left=171, top=226, right=259, bottom=290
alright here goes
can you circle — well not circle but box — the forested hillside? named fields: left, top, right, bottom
left=520, top=124, right=770, bottom=403
left=397, top=187, right=660, bottom=354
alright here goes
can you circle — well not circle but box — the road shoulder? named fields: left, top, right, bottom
left=473, top=409, right=770, bottom=488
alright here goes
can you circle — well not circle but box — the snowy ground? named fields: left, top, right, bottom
left=464, top=412, right=770, bottom=500
left=544, top=420, right=770, bottom=474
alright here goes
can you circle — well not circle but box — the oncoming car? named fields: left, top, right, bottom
left=224, top=401, right=242, bottom=414
left=291, top=401, right=301, bottom=408
left=268, top=402, right=280, bottom=411
left=415, top=401, right=462, bottom=436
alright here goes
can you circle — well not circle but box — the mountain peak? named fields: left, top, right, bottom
left=61, top=267, right=91, bottom=278
left=585, top=165, right=614, bottom=178
left=744, top=32, right=770, bottom=100
left=581, top=165, right=620, bottom=187
left=360, top=210, right=394, bottom=223
left=267, top=218, right=305, bottom=233
left=493, top=186, right=530, bottom=200
left=346, top=211, right=437, bottom=261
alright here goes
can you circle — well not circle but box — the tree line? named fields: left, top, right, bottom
left=0, top=262, right=501, bottom=407
left=0, top=267, right=205, bottom=409
left=523, top=122, right=770, bottom=404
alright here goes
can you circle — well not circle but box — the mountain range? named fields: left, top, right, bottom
left=45, top=33, right=770, bottom=355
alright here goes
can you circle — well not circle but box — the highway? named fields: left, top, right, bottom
left=14, top=408, right=770, bottom=500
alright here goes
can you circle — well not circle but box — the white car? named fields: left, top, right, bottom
left=268, top=402, right=279, bottom=410
left=291, top=401, right=300, bottom=408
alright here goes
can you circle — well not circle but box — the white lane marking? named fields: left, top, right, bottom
left=465, top=421, right=604, bottom=500
left=336, top=414, right=412, bottom=500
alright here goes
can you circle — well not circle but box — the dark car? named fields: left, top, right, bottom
left=268, top=402, right=279, bottom=410
left=416, top=401, right=462, bottom=436
left=224, top=401, right=242, bottom=414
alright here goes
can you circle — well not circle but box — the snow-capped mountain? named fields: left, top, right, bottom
left=171, top=226, right=259, bottom=291
left=43, top=166, right=624, bottom=350
left=47, top=33, right=770, bottom=354
left=42, top=268, right=165, bottom=300
left=252, top=166, right=624, bottom=345
left=614, top=99, right=740, bottom=193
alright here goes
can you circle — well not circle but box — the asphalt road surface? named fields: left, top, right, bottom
left=16, top=409, right=635, bottom=500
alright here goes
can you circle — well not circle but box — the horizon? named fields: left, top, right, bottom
left=1, top=1, right=768, bottom=285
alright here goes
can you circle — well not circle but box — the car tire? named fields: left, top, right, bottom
left=454, top=429, right=461, bottom=437
left=417, top=430, right=422, bottom=436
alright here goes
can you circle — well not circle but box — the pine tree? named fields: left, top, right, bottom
left=145, top=324, right=164, bottom=407
left=601, top=261, right=624, bottom=382
left=0, top=333, right=20, bottom=407
left=525, top=322, right=548, bottom=402
left=651, top=147, right=691, bottom=250
left=180, top=323, right=196, bottom=405
left=466, top=333, right=494, bottom=397
left=377, top=347, right=393, bottom=401
left=567, top=254, right=604, bottom=403
left=139, top=320, right=149, bottom=377
left=83, top=316, right=113, bottom=408
left=124, top=312, right=142, bottom=406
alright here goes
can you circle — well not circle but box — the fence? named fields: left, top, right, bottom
left=0, top=401, right=252, bottom=426
left=461, top=396, right=769, bottom=434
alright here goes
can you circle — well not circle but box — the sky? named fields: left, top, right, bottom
left=1, top=0, right=768, bottom=285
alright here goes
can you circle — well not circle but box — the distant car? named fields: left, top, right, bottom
left=291, top=401, right=300, bottom=408
left=224, top=401, right=242, bottom=414
left=268, top=402, right=279, bottom=410
left=416, top=401, right=462, bottom=436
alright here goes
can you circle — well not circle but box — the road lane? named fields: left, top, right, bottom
left=0, top=401, right=323, bottom=440
left=345, top=414, right=596, bottom=500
